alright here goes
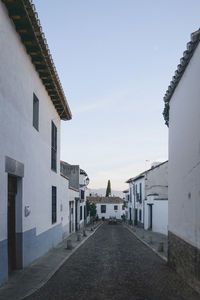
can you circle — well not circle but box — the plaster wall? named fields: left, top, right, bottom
left=168, top=42, right=200, bottom=249
left=69, top=188, right=79, bottom=233
left=134, top=178, right=145, bottom=224
left=146, top=162, right=168, bottom=197
left=60, top=175, right=70, bottom=238
left=0, top=2, right=65, bottom=283
left=144, top=197, right=168, bottom=235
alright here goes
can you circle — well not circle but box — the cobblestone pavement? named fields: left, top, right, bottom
left=25, top=223, right=199, bottom=300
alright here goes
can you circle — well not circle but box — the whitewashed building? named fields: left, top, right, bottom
left=126, top=161, right=168, bottom=233
left=60, top=161, right=89, bottom=233
left=87, top=197, right=125, bottom=220
left=163, top=29, right=200, bottom=292
left=0, top=0, right=72, bottom=286
left=123, top=189, right=131, bottom=222
left=126, top=173, right=146, bottom=227
left=144, top=161, right=168, bottom=235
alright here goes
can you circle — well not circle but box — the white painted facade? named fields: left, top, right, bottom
left=144, top=196, right=168, bottom=235
left=79, top=172, right=88, bottom=228
left=0, top=1, right=71, bottom=285
left=144, top=161, right=168, bottom=235
left=168, top=42, right=200, bottom=249
left=126, top=161, right=168, bottom=233
left=96, top=203, right=125, bottom=220
left=133, top=177, right=146, bottom=227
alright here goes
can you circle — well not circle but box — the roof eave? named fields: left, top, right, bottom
left=3, top=0, right=72, bottom=121
left=163, top=29, right=200, bottom=126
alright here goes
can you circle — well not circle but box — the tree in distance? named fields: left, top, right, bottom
left=106, top=180, right=111, bottom=197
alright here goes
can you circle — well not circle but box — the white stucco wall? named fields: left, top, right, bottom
left=60, top=175, right=70, bottom=238
left=168, top=42, right=200, bottom=249
left=0, top=1, right=62, bottom=241
left=146, top=162, right=168, bottom=197
left=134, top=178, right=145, bottom=224
left=96, top=203, right=125, bottom=219
left=153, top=200, right=168, bottom=235
left=68, top=188, right=79, bottom=233
left=144, top=197, right=168, bottom=235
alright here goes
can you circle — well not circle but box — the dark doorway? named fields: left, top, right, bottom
left=129, top=208, right=132, bottom=221
left=69, top=201, right=74, bottom=233
left=134, top=209, right=138, bottom=225
left=149, top=204, right=153, bottom=230
left=7, top=175, right=17, bottom=274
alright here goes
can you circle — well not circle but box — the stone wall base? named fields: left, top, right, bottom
left=168, top=231, right=200, bottom=294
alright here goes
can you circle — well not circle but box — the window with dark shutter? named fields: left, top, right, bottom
left=33, top=93, right=39, bottom=130
left=101, top=205, right=106, bottom=213
left=52, top=186, right=57, bottom=224
left=51, top=121, right=57, bottom=172
left=139, top=209, right=142, bottom=221
left=81, top=190, right=85, bottom=200
left=139, top=183, right=142, bottom=201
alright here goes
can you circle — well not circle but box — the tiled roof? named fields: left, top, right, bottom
left=87, top=196, right=124, bottom=204
left=2, top=0, right=72, bottom=120
left=163, top=29, right=200, bottom=126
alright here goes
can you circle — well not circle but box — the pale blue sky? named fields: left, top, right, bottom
left=34, top=0, right=200, bottom=190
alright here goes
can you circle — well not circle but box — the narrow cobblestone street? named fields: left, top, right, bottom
left=25, top=223, right=199, bottom=300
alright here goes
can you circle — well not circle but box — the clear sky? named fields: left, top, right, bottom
left=34, top=0, right=200, bottom=191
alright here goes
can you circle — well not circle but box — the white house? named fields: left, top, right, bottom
left=123, top=189, right=130, bottom=222
left=144, top=161, right=168, bottom=235
left=0, top=0, right=72, bottom=286
left=126, top=161, right=168, bottom=233
left=126, top=173, right=146, bottom=227
left=79, top=169, right=90, bottom=228
left=87, top=197, right=125, bottom=220
left=60, top=161, right=89, bottom=233
left=163, top=29, right=200, bottom=292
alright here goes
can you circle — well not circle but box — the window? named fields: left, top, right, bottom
left=33, top=93, right=39, bottom=130
left=81, top=190, right=85, bottom=200
left=101, top=205, right=106, bottom=213
left=114, top=205, right=118, bottom=210
left=84, top=205, right=86, bottom=219
left=51, top=121, right=57, bottom=171
left=139, top=183, right=142, bottom=201
left=80, top=206, right=83, bottom=220
left=139, top=209, right=142, bottom=221
left=52, top=186, right=57, bottom=224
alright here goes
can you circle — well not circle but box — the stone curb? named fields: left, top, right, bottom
left=123, top=224, right=168, bottom=263
left=22, top=222, right=103, bottom=299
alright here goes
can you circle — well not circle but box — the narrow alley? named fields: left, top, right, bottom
left=26, top=223, right=199, bottom=300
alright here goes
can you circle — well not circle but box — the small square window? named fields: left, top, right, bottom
left=114, top=205, right=118, bottom=210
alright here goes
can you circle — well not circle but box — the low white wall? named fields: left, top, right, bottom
left=153, top=200, right=168, bottom=235
left=144, top=197, right=168, bottom=235
left=60, top=175, right=69, bottom=238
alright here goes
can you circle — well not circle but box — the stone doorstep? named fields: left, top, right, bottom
left=124, top=224, right=168, bottom=262
left=0, top=222, right=103, bottom=300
